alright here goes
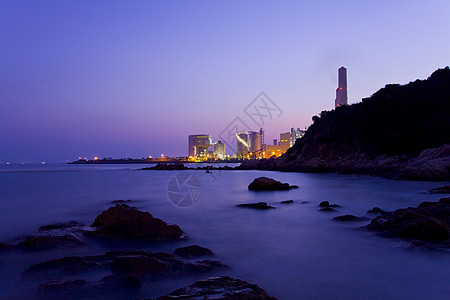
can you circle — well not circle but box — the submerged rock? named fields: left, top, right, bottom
left=318, top=207, right=338, bottom=212
left=38, top=221, right=81, bottom=232
left=236, top=202, right=275, bottom=209
left=156, top=275, right=277, bottom=300
left=332, top=215, right=370, bottom=222
left=280, top=200, right=294, bottom=204
left=428, top=185, right=450, bottom=194
left=23, top=249, right=228, bottom=281
left=365, top=197, right=450, bottom=240
left=18, top=234, right=85, bottom=250
left=90, top=204, right=183, bottom=241
left=248, top=177, right=297, bottom=191
left=111, top=199, right=133, bottom=204
left=173, top=245, right=215, bottom=259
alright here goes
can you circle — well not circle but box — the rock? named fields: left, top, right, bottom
left=428, top=185, right=450, bottom=194
left=318, top=207, right=338, bottom=212
left=112, top=255, right=169, bottom=276
left=142, top=163, right=188, bottom=170
left=319, top=201, right=329, bottom=207
left=0, top=242, right=13, bottom=250
left=90, top=204, right=183, bottom=240
left=236, top=202, right=275, bottom=209
left=280, top=200, right=294, bottom=204
left=156, top=275, right=277, bottom=300
left=365, top=197, right=450, bottom=240
left=300, top=201, right=309, bottom=204
left=332, top=215, right=370, bottom=222
left=248, top=177, right=296, bottom=191
left=173, top=245, right=215, bottom=259
left=18, top=234, right=85, bottom=250
left=38, top=221, right=81, bottom=232
left=38, top=279, right=90, bottom=297
left=99, top=274, right=141, bottom=289
left=111, top=200, right=133, bottom=204
left=290, top=185, right=299, bottom=189
left=367, top=207, right=386, bottom=214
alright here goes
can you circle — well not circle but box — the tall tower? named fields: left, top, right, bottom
left=335, top=66, right=348, bottom=108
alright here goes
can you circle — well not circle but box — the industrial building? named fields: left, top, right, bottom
left=188, top=134, right=212, bottom=159
left=335, top=66, right=348, bottom=108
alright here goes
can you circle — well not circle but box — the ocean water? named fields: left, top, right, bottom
left=0, top=163, right=449, bottom=299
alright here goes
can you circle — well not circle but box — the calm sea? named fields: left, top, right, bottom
left=0, top=163, right=449, bottom=299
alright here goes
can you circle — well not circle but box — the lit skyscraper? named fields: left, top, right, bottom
left=335, top=66, right=348, bottom=108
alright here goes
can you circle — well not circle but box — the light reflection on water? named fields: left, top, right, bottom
left=0, top=164, right=449, bottom=299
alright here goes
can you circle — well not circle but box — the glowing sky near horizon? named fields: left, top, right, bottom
left=1, top=0, right=449, bottom=162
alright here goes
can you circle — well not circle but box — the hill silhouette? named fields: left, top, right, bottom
left=240, top=67, right=450, bottom=181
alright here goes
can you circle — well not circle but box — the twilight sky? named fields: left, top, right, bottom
left=1, top=0, right=449, bottom=162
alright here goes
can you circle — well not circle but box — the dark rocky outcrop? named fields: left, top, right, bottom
left=332, top=215, right=370, bottom=222
left=90, top=204, right=183, bottom=240
left=280, top=200, right=294, bottom=204
left=319, top=201, right=329, bottom=207
left=38, top=221, right=81, bottom=232
left=248, top=177, right=297, bottom=191
left=23, top=250, right=228, bottom=281
left=155, top=276, right=277, bottom=300
left=18, top=234, right=85, bottom=250
left=111, top=199, right=133, bottom=204
left=236, top=202, right=275, bottom=209
left=367, top=207, right=386, bottom=214
left=428, top=185, right=450, bottom=194
left=173, top=245, right=215, bottom=259
left=239, top=67, right=450, bottom=181
left=141, top=163, right=188, bottom=170
left=365, top=197, right=450, bottom=240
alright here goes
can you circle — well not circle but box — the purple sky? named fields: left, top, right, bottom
left=1, top=0, right=449, bottom=162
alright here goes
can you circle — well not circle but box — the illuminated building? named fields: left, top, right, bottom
left=335, top=66, right=348, bottom=108
left=290, top=128, right=306, bottom=147
left=213, top=140, right=226, bottom=159
left=280, top=132, right=290, bottom=150
left=236, top=131, right=262, bottom=159
left=188, top=134, right=212, bottom=159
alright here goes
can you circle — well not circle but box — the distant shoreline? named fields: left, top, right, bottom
left=69, top=159, right=244, bottom=165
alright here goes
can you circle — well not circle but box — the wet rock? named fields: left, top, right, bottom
left=173, top=245, right=215, bottom=259
left=112, top=255, right=169, bottom=276
left=367, top=207, right=386, bottom=214
left=365, top=197, right=450, bottom=240
left=236, top=202, right=275, bottom=209
left=156, top=275, right=277, bottom=300
left=90, top=204, right=183, bottom=241
left=24, top=249, right=229, bottom=282
left=319, top=201, right=329, bottom=207
left=300, top=201, right=309, bottom=204
left=99, top=274, right=141, bottom=289
left=280, top=200, right=294, bottom=204
left=318, top=207, right=338, bottom=212
left=18, top=234, right=85, bottom=250
left=248, top=177, right=296, bottom=191
left=38, top=221, right=81, bottom=232
left=290, top=185, right=300, bottom=189
left=332, top=215, right=370, bottom=222
left=428, top=185, right=450, bottom=194
left=38, top=279, right=90, bottom=297
left=0, top=242, right=13, bottom=250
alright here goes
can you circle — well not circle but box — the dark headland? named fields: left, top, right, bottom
left=239, top=67, right=450, bottom=181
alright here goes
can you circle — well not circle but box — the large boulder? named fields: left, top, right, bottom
left=91, top=204, right=183, bottom=240
left=365, top=197, right=450, bottom=240
left=248, top=177, right=296, bottom=191
left=156, top=276, right=277, bottom=299
left=428, top=185, right=450, bottom=194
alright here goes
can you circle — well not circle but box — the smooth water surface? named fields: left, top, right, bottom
left=0, top=163, right=449, bottom=299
